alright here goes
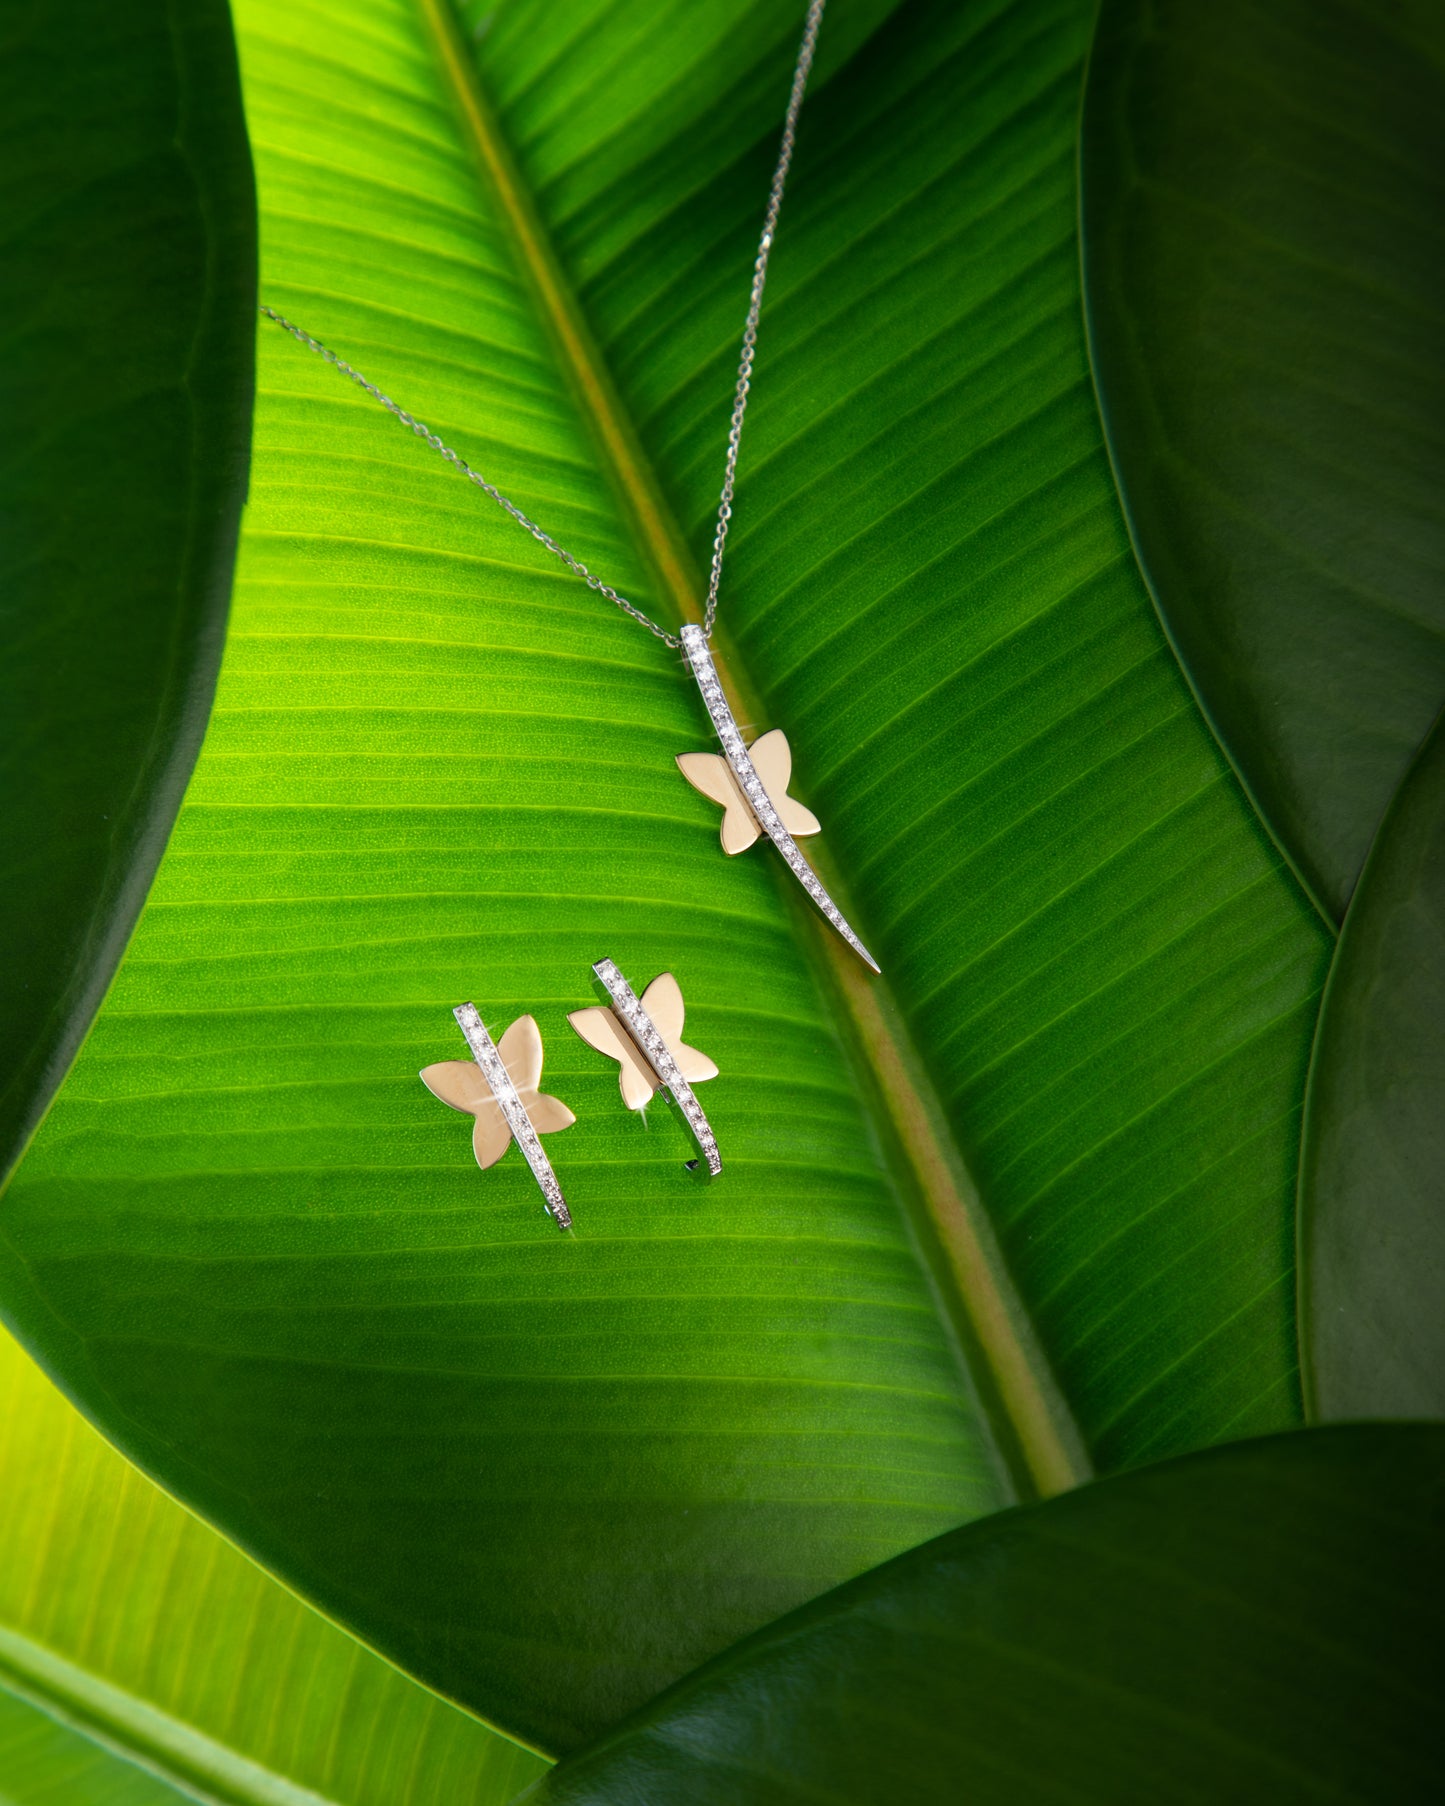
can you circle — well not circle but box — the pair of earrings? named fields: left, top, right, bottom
left=420, top=958, right=719, bottom=1231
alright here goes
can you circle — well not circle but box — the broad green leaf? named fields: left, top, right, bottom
left=2, top=0, right=1327, bottom=1752
left=1300, top=712, right=1445, bottom=1419
left=0, top=0, right=256, bottom=1184
left=0, top=1687, right=194, bottom=1806
left=0, top=1326, right=549, bottom=1805
left=468, top=0, right=1327, bottom=1462
left=531, top=1425, right=1445, bottom=1806
left=1080, top=0, right=1445, bottom=920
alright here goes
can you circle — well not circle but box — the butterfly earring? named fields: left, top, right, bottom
left=421, top=1005, right=575, bottom=1229
left=568, top=959, right=721, bottom=1178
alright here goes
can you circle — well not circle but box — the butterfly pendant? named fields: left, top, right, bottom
left=677, top=728, right=820, bottom=856
left=569, top=963, right=721, bottom=1176
left=421, top=1012, right=574, bottom=1168
left=677, top=624, right=879, bottom=973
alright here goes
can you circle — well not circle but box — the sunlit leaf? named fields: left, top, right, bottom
left=0, top=1326, right=549, bottom=1805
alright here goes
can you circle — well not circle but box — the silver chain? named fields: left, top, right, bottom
left=703, top=0, right=824, bottom=636
left=260, top=0, right=826, bottom=650
left=258, top=302, right=677, bottom=643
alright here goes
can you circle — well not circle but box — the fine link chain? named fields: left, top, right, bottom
left=703, top=0, right=825, bottom=638
left=258, top=0, right=826, bottom=649
left=258, top=303, right=678, bottom=646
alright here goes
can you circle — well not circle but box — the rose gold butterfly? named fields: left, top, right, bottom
left=676, top=728, right=821, bottom=854
left=419, top=1014, right=575, bottom=1168
left=568, top=972, right=717, bottom=1110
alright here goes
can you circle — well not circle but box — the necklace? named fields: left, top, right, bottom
left=260, top=0, right=877, bottom=974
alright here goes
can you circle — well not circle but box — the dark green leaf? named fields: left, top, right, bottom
left=1301, top=711, right=1445, bottom=1418
left=531, top=1426, right=1445, bottom=1806
left=1, top=0, right=1326, bottom=1753
left=0, top=0, right=256, bottom=1182
left=1081, top=0, right=1445, bottom=920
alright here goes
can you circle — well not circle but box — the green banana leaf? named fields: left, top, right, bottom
left=0, top=1687, right=194, bottom=1806
left=0, top=0, right=255, bottom=1186
left=528, top=1425, right=1445, bottom=1806
left=1081, top=0, right=1445, bottom=921
left=0, top=1325, right=549, bottom=1804
left=1, top=0, right=1336, bottom=1756
left=1300, top=712, right=1445, bottom=1419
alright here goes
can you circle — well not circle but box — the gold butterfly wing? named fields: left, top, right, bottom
left=498, top=1014, right=544, bottom=1095
left=527, top=1092, right=576, bottom=1134
left=639, top=972, right=685, bottom=1040
left=471, top=1106, right=513, bottom=1170
left=568, top=1005, right=659, bottom=1111
left=676, top=751, right=762, bottom=855
left=673, top=1040, right=719, bottom=1084
left=419, top=1060, right=491, bottom=1113
left=639, top=973, right=719, bottom=1086
left=420, top=1060, right=513, bottom=1169
left=498, top=1013, right=575, bottom=1135
left=748, top=728, right=820, bottom=838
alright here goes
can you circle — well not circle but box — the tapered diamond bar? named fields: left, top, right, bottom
left=680, top=626, right=880, bottom=974
left=453, top=1004, right=572, bottom=1229
left=591, top=960, right=722, bottom=1178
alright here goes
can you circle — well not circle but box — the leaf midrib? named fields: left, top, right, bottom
left=394, top=0, right=1093, bottom=1504
left=0, top=1626, right=338, bottom=1806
